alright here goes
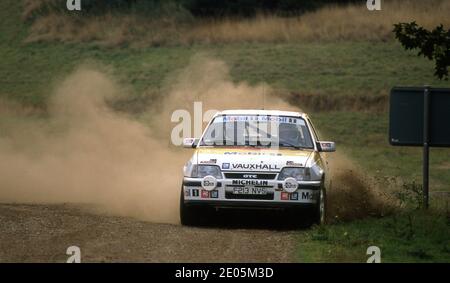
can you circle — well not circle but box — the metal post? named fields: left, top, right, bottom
left=423, top=86, right=430, bottom=209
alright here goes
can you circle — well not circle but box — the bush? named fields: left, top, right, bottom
left=394, top=181, right=424, bottom=209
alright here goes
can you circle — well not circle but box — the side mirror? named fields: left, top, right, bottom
left=317, top=141, right=336, bottom=152
left=183, top=138, right=199, bottom=148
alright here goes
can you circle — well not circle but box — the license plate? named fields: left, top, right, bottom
left=232, top=187, right=267, bottom=195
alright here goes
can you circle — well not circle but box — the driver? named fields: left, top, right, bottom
left=279, top=123, right=301, bottom=145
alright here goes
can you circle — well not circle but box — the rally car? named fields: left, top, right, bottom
left=180, top=110, right=335, bottom=226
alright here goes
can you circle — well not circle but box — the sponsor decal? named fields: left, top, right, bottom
left=281, top=192, right=290, bottom=200
left=242, top=174, right=257, bottom=179
left=301, top=191, right=313, bottom=200
left=221, top=115, right=305, bottom=125
left=286, top=161, right=303, bottom=166
left=210, top=190, right=219, bottom=198
left=192, top=189, right=199, bottom=197
left=225, top=172, right=277, bottom=179
left=200, top=159, right=217, bottom=164
left=232, top=180, right=269, bottom=186
left=231, top=163, right=280, bottom=170
left=290, top=192, right=298, bottom=200
left=222, top=163, right=230, bottom=169
left=198, top=147, right=310, bottom=157
left=201, top=190, right=210, bottom=198
left=224, top=152, right=282, bottom=156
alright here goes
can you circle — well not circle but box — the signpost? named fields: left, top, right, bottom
left=389, top=86, right=450, bottom=208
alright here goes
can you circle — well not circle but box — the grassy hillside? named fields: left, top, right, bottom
left=3, top=1, right=449, bottom=104
left=2, top=41, right=448, bottom=106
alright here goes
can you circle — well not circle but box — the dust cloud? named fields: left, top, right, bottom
left=326, top=153, right=395, bottom=222
left=0, top=56, right=292, bottom=224
left=0, top=56, right=391, bottom=224
left=0, top=69, right=184, bottom=223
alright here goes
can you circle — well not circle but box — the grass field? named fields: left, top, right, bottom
left=2, top=42, right=448, bottom=105
left=298, top=210, right=450, bottom=263
left=1, top=0, right=449, bottom=262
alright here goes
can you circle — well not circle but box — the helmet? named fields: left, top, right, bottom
left=279, top=123, right=300, bottom=142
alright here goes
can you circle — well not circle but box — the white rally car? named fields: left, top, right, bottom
left=180, top=110, right=335, bottom=226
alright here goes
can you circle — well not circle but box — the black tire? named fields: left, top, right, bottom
left=311, top=184, right=327, bottom=225
left=179, top=187, right=198, bottom=226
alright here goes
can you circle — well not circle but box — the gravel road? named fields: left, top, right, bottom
left=0, top=204, right=300, bottom=263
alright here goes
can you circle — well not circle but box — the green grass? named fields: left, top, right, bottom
left=0, top=1, right=448, bottom=106
left=297, top=211, right=450, bottom=263
left=2, top=41, right=449, bottom=106
left=311, top=112, right=450, bottom=192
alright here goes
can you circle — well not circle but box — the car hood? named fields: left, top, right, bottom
left=194, top=147, right=313, bottom=172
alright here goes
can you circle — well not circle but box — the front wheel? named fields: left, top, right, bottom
left=312, top=184, right=327, bottom=225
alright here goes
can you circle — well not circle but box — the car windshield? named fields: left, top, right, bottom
left=200, top=115, right=314, bottom=149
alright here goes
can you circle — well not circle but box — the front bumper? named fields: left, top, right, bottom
left=182, top=177, right=321, bottom=209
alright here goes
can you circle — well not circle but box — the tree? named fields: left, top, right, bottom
left=393, top=22, right=450, bottom=80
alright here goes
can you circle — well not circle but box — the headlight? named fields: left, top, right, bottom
left=191, top=165, right=222, bottom=178
left=308, top=162, right=323, bottom=180
left=278, top=167, right=306, bottom=181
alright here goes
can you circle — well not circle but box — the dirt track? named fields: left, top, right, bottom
left=0, top=204, right=299, bottom=263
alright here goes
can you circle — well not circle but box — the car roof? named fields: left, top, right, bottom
left=215, top=109, right=307, bottom=118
